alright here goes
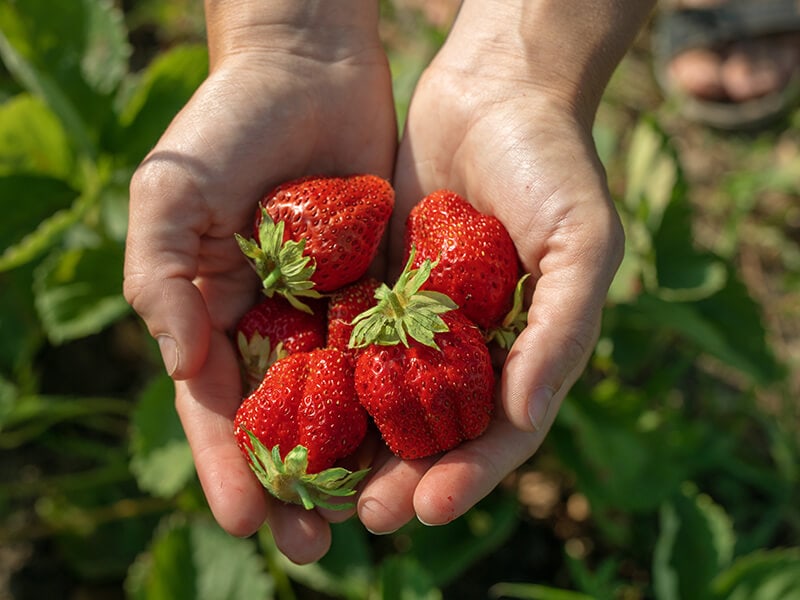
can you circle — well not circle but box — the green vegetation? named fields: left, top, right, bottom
left=1, top=1, right=798, bottom=598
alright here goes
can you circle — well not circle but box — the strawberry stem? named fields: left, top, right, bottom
left=262, top=267, right=283, bottom=292
left=241, top=430, right=369, bottom=511
left=235, top=209, right=323, bottom=314
left=348, top=247, right=457, bottom=350
left=486, top=273, right=531, bottom=349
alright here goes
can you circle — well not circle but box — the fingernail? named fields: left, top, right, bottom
left=157, top=334, right=179, bottom=376
left=417, top=515, right=438, bottom=527
left=360, top=498, right=400, bottom=535
left=528, top=386, right=555, bottom=431
left=365, top=526, right=399, bottom=536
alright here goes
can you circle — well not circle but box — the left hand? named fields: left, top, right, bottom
left=354, top=0, right=638, bottom=532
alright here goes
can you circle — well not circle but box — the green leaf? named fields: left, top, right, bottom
left=317, top=519, right=373, bottom=588
left=33, top=239, right=130, bottom=344
left=99, top=167, right=135, bottom=243
left=552, top=387, right=711, bottom=516
left=129, top=373, right=195, bottom=498
left=0, top=0, right=129, bottom=96
left=564, top=556, right=622, bottom=600
left=653, top=483, right=736, bottom=600
left=0, top=375, right=16, bottom=425
left=489, top=582, right=595, bottom=600
left=379, top=556, right=442, bottom=600
left=80, top=0, right=131, bottom=94
left=0, top=175, right=79, bottom=271
left=266, top=519, right=373, bottom=599
left=113, top=44, right=208, bottom=164
left=126, top=515, right=274, bottom=600
left=694, top=273, right=785, bottom=384
left=0, top=94, right=74, bottom=178
left=0, top=393, right=130, bottom=449
left=711, top=548, right=800, bottom=600
left=0, top=31, right=94, bottom=160
left=401, top=490, right=519, bottom=587
left=632, top=287, right=783, bottom=385
left=624, top=117, right=683, bottom=233
left=0, top=265, right=43, bottom=371
left=607, top=238, right=646, bottom=303
left=0, top=0, right=129, bottom=158
left=615, top=116, right=728, bottom=302
left=653, top=176, right=727, bottom=301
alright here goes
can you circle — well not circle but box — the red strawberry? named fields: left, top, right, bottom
left=236, top=174, right=394, bottom=311
left=235, top=295, right=327, bottom=390
left=349, top=251, right=494, bottom=459
left=326, top=278, right=380, bottom=363
left=403, top=190, right=520, bottom=331
left=234, top=348, right=369, bottom=509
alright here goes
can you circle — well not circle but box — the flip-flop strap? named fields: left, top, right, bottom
left=659, top=0, right=800, bottom=58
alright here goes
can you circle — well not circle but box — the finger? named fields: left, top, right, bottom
left=316, top=505, right=357, bottom=524
left=264, top=502, right=332, bottom=565
left=412, top=419, right=547, bottom=526
left=175, top=329, right=268, bottom=537
left=176, top=330, right=335, bottom=564
left=316, top=430, right=383, bottom=524
left=124, top=156, right=213, bottom=381
left=502, top=207, right=624, bottom=432
left=357, top=451, right=437, bottom=534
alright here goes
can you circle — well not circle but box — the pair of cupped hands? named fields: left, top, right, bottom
left=123, top=6, right=625, bottom=564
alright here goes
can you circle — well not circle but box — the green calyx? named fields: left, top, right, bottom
left=235, top=208, right=322, bottom=314
left=348, top=247, right=457, bottom=351
left=237, top=331, right=287, bottom=389
left=486, top=273, right=531, bottom=349
left=242, top=429, right=369, bottom=511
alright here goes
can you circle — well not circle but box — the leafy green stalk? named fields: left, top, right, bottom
left=235, top=209, right=323, bottom=314
left=243, top=429, right=369, bottom=511
left=349, top=247, right=457, bottom=350
left=486, top=273, right=531, bottom=349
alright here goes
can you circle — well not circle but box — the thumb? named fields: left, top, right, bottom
left=501, top=216, right=624, bottom=432
left=123, top=159, right=212, bottom=381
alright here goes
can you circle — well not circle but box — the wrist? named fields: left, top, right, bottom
left=440, top=0, right=655, bottom=122
left=204, top=0, right=382, bottom=67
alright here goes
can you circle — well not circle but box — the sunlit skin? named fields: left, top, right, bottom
left=123, top=0, right=656, bottom=564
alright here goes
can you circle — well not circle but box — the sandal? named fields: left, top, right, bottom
left=653, top=0, right=800, bottom=130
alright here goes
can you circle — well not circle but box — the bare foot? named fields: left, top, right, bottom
left=667, top=0, right=800, bottom=103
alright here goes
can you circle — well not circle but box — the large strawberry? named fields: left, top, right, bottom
left=403, top=189, right=521, bottom=333
left=235, top=295, right=327, bottom=390
left=234, top=348, right=369, bottom=509
left=349, top=251, right=495, bottom=459
left=236, top=174, right=394, bottom=311
left=326, top=277, right=380, bottom=364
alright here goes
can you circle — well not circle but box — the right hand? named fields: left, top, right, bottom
left=123, top=2, right=396, bottom=564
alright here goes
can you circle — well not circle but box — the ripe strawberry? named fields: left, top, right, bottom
left=326, top=277, right=380, bottom=364
left=235, top=295, right=327, bottom=390
left=236, top=174, right=394, bottom=311
left=349, top=251, right=494, bottom=459
left=234, top=348, right=369, bottom=509
left=403, top=189, right=520, bottom=331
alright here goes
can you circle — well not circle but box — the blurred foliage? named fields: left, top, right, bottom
left=1, top=1, right=799, bottom=599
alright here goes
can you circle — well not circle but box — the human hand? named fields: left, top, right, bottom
left=355, top=0, right=654, bottom=534
left=123, top=1, right=396, bottom=564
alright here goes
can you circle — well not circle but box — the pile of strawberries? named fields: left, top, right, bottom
left=232, top=175, right=528, bottom=510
